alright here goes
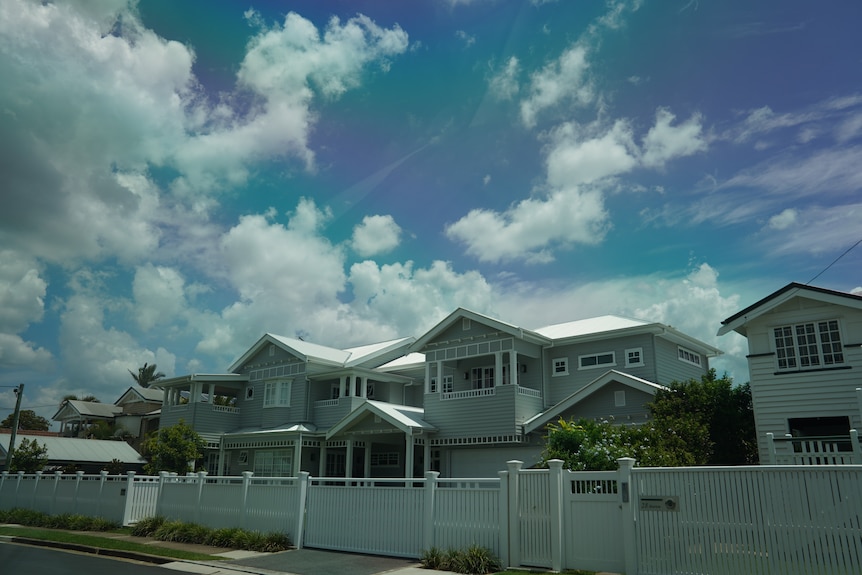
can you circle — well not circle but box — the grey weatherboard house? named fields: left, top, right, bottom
left=157, top=308, right=721, bottom=477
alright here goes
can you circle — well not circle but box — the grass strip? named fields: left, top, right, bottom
left=0, top=526, right=224, bottom=562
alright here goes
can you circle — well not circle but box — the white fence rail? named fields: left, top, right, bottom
left=766, top=430, right=862, bottom=465
left=3, top=462, right=862, bottom=574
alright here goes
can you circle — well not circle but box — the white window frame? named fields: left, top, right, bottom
left=773, top=319, right=844, bottom=371
left=263, top=379, right=292, bottom=408
left=462, top=317, right=472, bottom=331
left=441, top=375, right=454, bottom=393
left=370, top=452, right=400, bottom=467
left=330, top=384, right=340, bottom=399
left=625, top=348, right=644, bottom=368
left=578, top=352, right=616, bottom=370
left=614, top=390, right=626, bottom=407
left=253, top=450, right=293, bottom=477
left=471, top=366, right=495, bottom=389
left=677, top=346, right=702, bottom=367
left=552, top=357, right=569, bottom=377
left=238, top=451, right=248, bottom=465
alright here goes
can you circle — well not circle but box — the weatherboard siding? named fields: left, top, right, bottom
left=424, top=385, right=519, bottom=438
left=653, top=337, right=708, bottom=385
left=741, top=299, right=862, bottom=460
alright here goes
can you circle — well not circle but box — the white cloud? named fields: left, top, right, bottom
left=489, top=56, right=520, bottom=100
left=546, top=120, right=638, bottom=186
left=352, top=215, right=402, bottom=257
left=640, top=108, right=707, bottom=168
left=455, top=30, right=476, bottom=47
left=520, top=44, right=592, bottom=128
left=768, top=208, right=797, bottom=230
left=761, top=204, right=862, bottom=257
left=0, top=250, right=52, bottom=369
left=132, top=264, right=189, bottom=332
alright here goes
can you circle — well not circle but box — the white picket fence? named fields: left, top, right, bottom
left=3, top=462, right=862, bottom=574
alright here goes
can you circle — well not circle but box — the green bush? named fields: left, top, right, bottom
left=420, top=545, right=500, bottom=574
left=130, top=516, right=291, bottom=552
left=131, top=515, right=165, bottom=537
left=0, top=508, right=118, bottom=531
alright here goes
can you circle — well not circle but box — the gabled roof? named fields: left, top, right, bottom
left=718, top=282, right=862, bottom=337
left=52, top=400, right=122, bottom=422
left=228, top=333, right=415, bottom=373
left=523, top=370, right=667, bottom=434
left=0, top=435, right=145, bottom=464
left=115, top=386, right=163, bottom=406
left=326, top=400, right=435, bottom=439
left=409, top=308, right=550, bottom=352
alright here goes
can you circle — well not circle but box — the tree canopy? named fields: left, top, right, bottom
left=8, top=438, right=49, bottom=473
left=142, top=420, right=205, bottom=475
left=541, top=370, right=758, bottom=470
left=130, top=363, right=166, bottom=388
left=1, top=409, right=51, bottom=431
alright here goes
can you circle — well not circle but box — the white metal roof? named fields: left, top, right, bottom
left=53, top=400, right=122, bottom=421
left=533, top=315, right=649, bottom=339
left=0, top=435, right=145, bottom=464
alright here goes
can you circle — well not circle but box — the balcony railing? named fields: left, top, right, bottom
left=440, top=385, right=543, bottom=401
left=765, top=430, right=862, bottom=465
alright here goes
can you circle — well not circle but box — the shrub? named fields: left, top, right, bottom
left=0, top=508, right=117, bottom=531
left=421, top=545, right=500, bottom=574
left=131, top=515, right=166, bottom=537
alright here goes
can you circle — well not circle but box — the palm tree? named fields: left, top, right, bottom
left=129, top=363, right=166, bottom=388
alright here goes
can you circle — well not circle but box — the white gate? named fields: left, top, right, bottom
left=562, top=470, right=625, bottom=573
left=516, top=470, right=552, bottom=567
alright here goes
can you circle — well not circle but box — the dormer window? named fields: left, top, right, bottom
left=773, top=320, right=844, bottom=370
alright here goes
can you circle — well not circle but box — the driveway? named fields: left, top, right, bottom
left=228, top=548, right=421, bottom=575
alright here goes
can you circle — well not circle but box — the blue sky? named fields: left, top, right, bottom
left=2, top=0, right=861, bottom=425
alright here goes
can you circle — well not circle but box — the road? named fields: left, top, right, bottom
left=0, top=541, right=172, bottom=575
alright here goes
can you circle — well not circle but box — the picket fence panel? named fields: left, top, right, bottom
left=304, top=478, right=425, bottom=557
left=562, top=469, right=624, bottom=573
left=634, top=465, right=862, bottom=575
left=245, top=477, right=303, bottom=534
left=433, top=478, right=501, bottom=555
left=516, top=469, right=552, bottom=568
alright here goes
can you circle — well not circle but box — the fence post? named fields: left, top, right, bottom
left=156, top=471, right=170, bottom=517
left=97, top=470, right=109, bottom=518
left=765, top=432, right=776, bottom=464
left=423, top=470, right=440, bottom=551
left=50, top=471, right=62, bottom=515
left=850, top=429, right=861, bottom=464
left=73, top=471, right=84, bottom=514
left=498, top=469, right=510, bottom=569
left=240, top=471, right=253, bottom=530
left=122, top=471, right=136, bottom=526
left=547, top=460, right=564, bottom=572
left=15, top=471, right=24, bottom=508
left=506, top=460, right=523, bottom=568
left=617, top=457, right=637, bottom=575
left=195, top=471, right=207, bottom=524
left=32, top=471, right=42, bottom=509
left=295, top=472, right=309, bottom=549
left=0, top=471, right=6, bottom=509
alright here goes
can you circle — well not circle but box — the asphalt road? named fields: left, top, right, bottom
left=231, top=547, right=418, bottom=575
left=0, top=541, right=172, bottom=575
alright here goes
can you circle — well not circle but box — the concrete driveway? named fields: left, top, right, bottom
left=227, top=548, right=423, bottom=575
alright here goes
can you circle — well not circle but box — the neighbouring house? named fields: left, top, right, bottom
left=0, top=433, right=146, bottom=474
left=53, top=387, right=162, bottom=450
left=157, top=308, right=721, bottom=477
left=718, top=282, right=862, bottom=464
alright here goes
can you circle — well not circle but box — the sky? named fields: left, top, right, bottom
left=2, top=0, right=861, bottom=427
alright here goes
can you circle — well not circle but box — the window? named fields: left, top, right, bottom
left=263, top=379, right=292, bottom=407
left=238, top=451, right=248, bottom=465
left=330, top=384, right=340, bottom=399
left=625, top=348, right=644, bottom=367
left=552, top=358, right=569, bottom=376
left=579, top=352, right=615, bottom=370
left=441, top=375, right=454, bottom=393
left=462, top=317, right=472, bottom=330
left=471, top=367, right=495, bottom=389
left=268, top=344, right=275, bottom=356
left=253, top=450, right=293, bottom=477
left=615, top=390, right=626, bottom=407
left=677, top=346, right=702, bottom=367
left=788, top=416, right=850, bottom=437
left=370, top=452, right=400, bottom=467
left=326, top=452, right=346, bottom=476
left=774, top=320, right=844, bottom=370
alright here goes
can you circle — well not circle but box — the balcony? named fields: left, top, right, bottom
left=765, top=431, right=862, bottom=465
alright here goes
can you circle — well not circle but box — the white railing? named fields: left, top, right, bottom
left=211, top=404, right=240, bottom=413
left=516, top=386, right=542, bottom=398
left=765, top=430, right=862, bottom=464
left=315, top=399, right=339, bottom=408
left=441, top=387, right=496, bottom=400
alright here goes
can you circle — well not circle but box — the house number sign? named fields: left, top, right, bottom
left=640, top=496, right=679, bottom=512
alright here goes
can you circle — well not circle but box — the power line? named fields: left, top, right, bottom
left=806, top=237, right=862, bottom=285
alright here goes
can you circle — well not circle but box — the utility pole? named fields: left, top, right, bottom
left=4, top=384, right=24, bottom=471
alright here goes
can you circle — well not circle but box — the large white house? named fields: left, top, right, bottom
left=158, top=308, right=721, bottom=477
left=718, top=282, right=862, bottom=464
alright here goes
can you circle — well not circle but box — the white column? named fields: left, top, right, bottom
left=294, top=438, right=303, bottom=476
left=346, top=440, right=354, bottom=478
left=364, top=444, right=371, bottom=478
left=424, top=362, right=431, bottom=393
left=360, top=376, right=368, bottom=399
left=436, top=361, right=443, bottom=392
left=495, top=352, right=503, bottom=386
left=509, top=351, right=518, bottom=386
left=207, top=383, right=215, bottom=403
left=339, top=376, right=346, bottom=398
left=319, top=444, right=327, bottom=477
left=405, top=434, right=414, bottom=478
left=424, top=442, right=431, bottom=473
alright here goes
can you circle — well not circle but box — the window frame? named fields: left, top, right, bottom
left=471, top=366, right=495, bottom=389
left=578, top=351, right=616, bottom=370
left=773, top=319, right=844, bottom=371
left=263, top=379, right=292, bottom=408
left=677, top=346, right=702, bottom=367
left=625, top=347, right=644, bottom=368
left=552, top=357, right=569, bottom=377
left=253, top=449, right=293, bottom=477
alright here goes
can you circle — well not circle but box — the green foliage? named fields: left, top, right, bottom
left=9, top=437, right=49, bottom=473
left=130, top=362, right=165, bottom=388
left=130, top=516, right=291, bottom=551
left=141, top=420, right=205, bottom=475
left=0, top=508, right=119, bottom=531
left=420, top=545, right=501, bottom=574
left=1, top=409, right=50, bottom=431
left=541, top=369, right=758, bottom=470
left=102, top=458, right=125, bottom=475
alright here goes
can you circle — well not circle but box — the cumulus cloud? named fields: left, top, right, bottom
left=0, top=250, right=52, bottom=369
left=768, top=208, right=797, bottom=230
left=489, top=56, right=520, bottom=100
left=352, top=215, right=402, bottom=257
left=132, top=264, right=189, bottom=332
left=520, top=44, right=592, bottom=128
left=447, top=110, right=706, bottom=263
